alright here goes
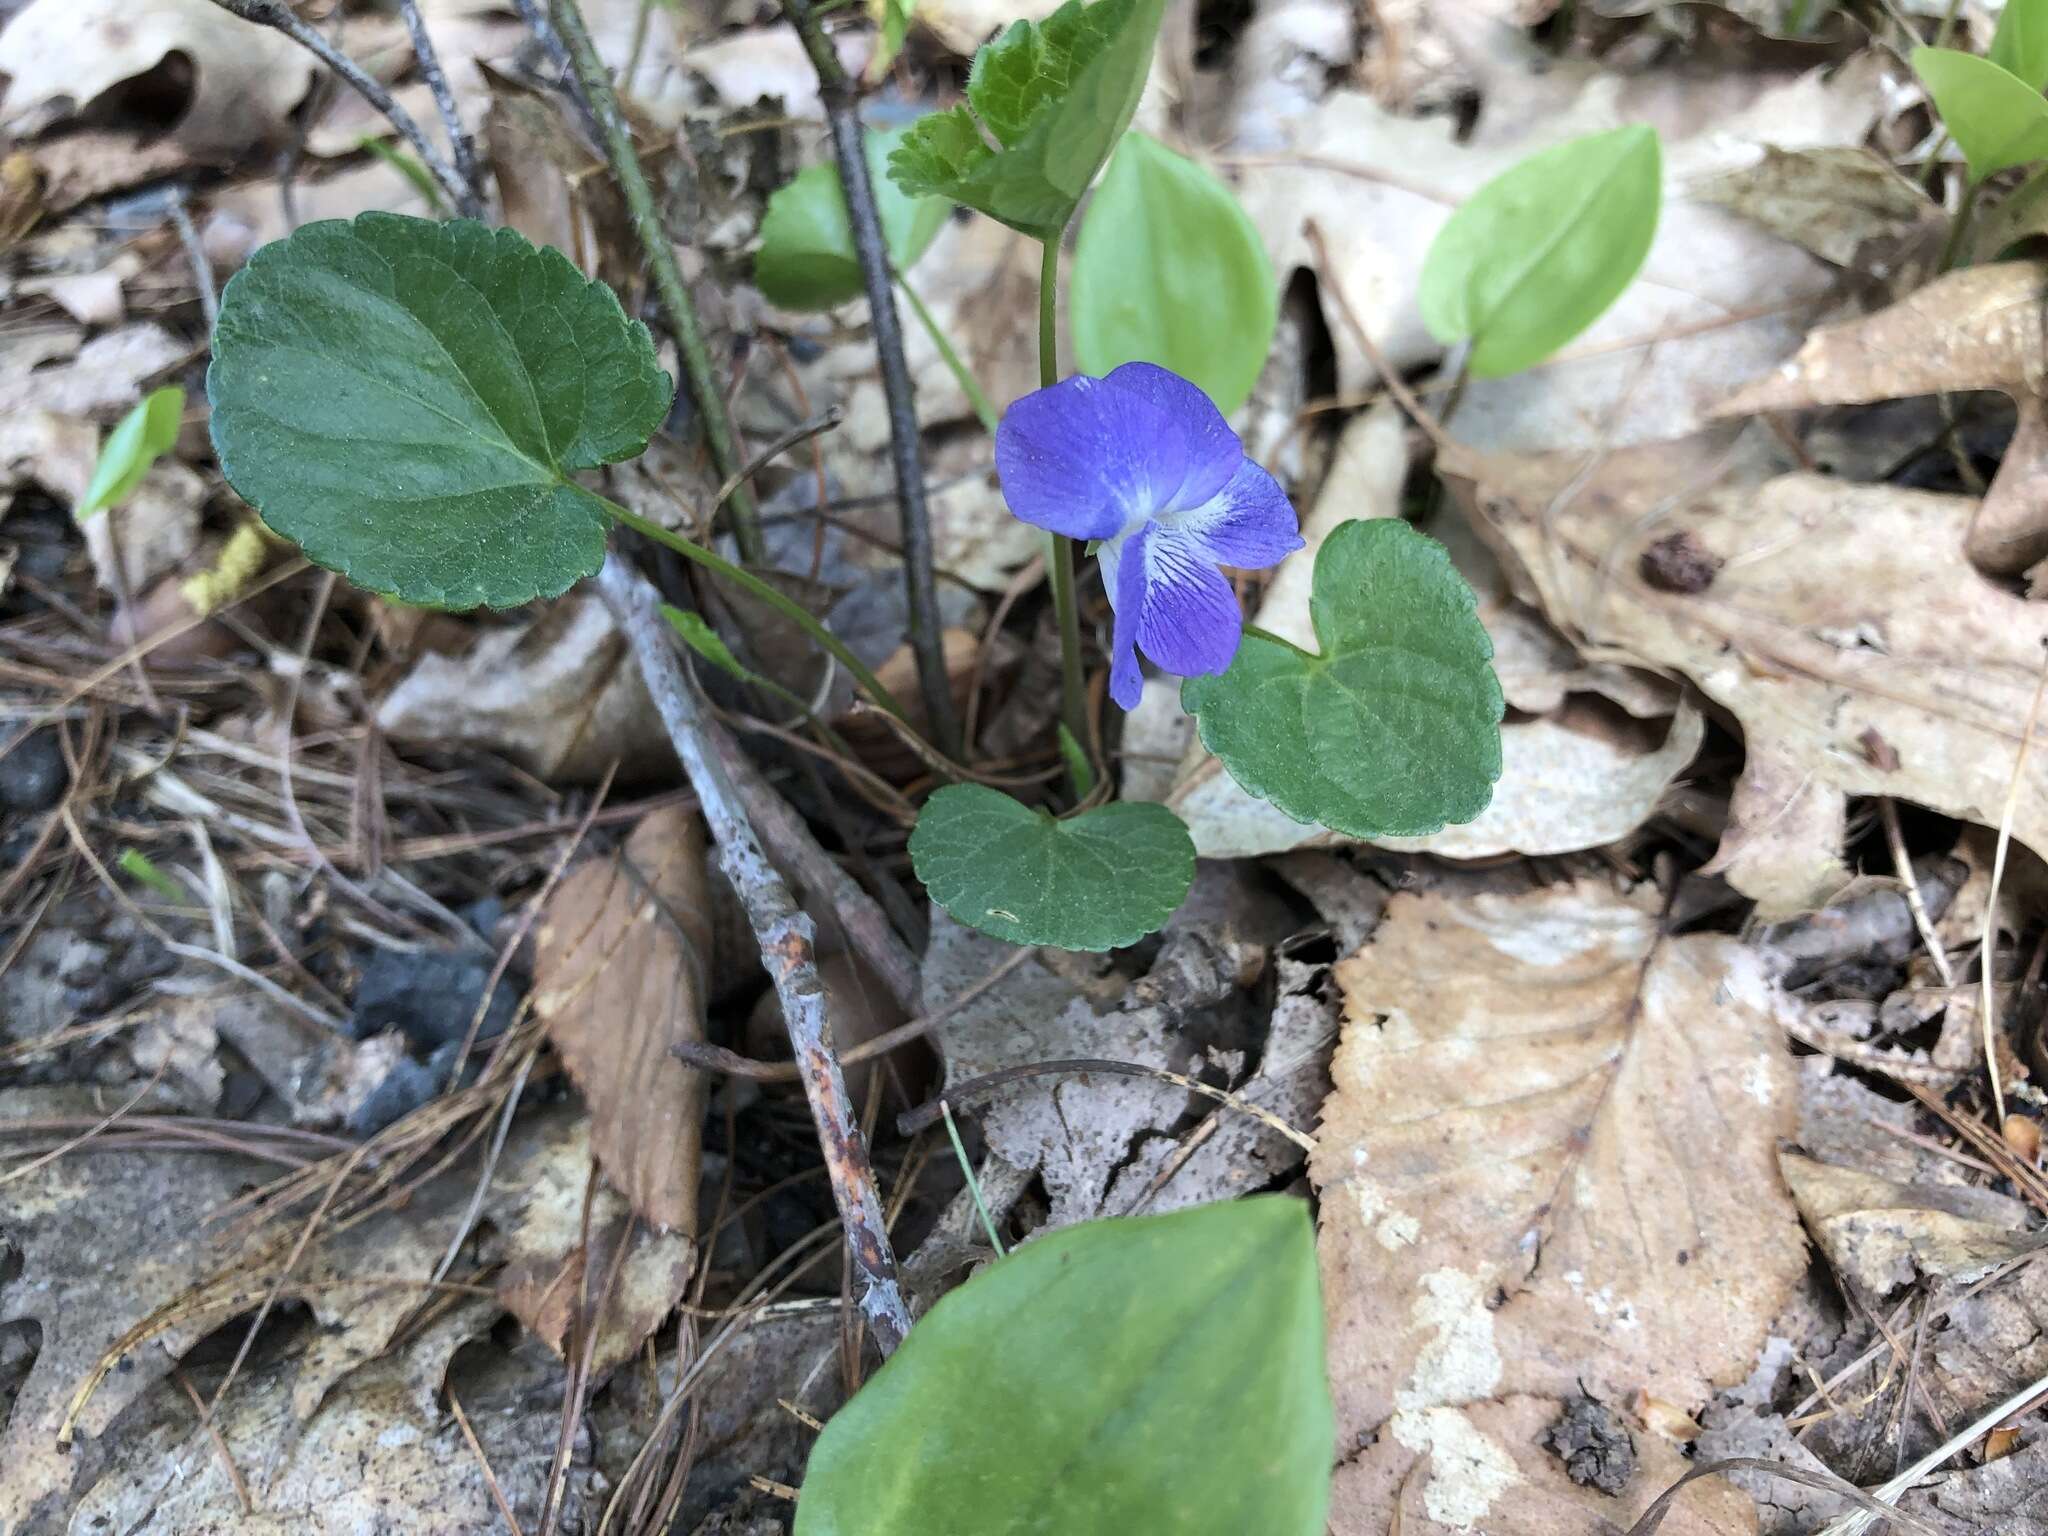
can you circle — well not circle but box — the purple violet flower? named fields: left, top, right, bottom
left=995, top=362, right=1303, bottom=710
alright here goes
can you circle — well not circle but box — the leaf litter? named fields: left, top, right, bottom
left=5, top=0, right=2048, bottom=1531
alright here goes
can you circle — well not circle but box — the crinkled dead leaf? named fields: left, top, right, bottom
left=1312, top=879, right=1804, bottom=1534
left=1716, top=261, right=2048, bottom=573
left=0, top=0, right=314, bottom=158
left=1692, top=145, right=1943, bottom=277
left=0, top=323, right=185, bottom=420
left=1779, top=1151, right=2043, bottom=1296
left=1453, top=441, right=2048, bottom=917
left=374, top=591, right=670, bottom=785
left=494, top=1113, right=696, bottom=1376
left=533, top=805, right=710, bottom=1232
left=1160, top=409, right=1701, bottom=858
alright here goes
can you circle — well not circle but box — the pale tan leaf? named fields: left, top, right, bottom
left=533, top=805, right=710, bottom=1232
left=0, top=0, right=315, bottom=157
left=1779, top=1151, right=2044, bottom=1296
left=1692, top=145, right=1943, bottom=277
left=1311, top=879, right=1804, bottom=1533
left=1456, top=446, right=2048, bottom=916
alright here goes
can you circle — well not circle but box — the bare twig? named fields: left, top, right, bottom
left=595, top=553, right=911, bottom=1351
left=547, top=0, right=769, bottom=564
left=780, top=0, right=959, bottom=755
left=1981, top=644, right=2048, bottom=1129
left=399, top=0, right=485, bottom=208
left=204, top=0, right=478, bottom=217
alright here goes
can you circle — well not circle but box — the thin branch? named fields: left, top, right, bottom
left=167, top=187, right=219, bottom=333
left=780, top=0, right=960, bottom=756
left=204, top=0, right=478, bottom=218
left=548, top=0, right=769, bottom=565
left=595, top=553, right=911, bottom=1352
left=399, top=0, right=485, bottom=208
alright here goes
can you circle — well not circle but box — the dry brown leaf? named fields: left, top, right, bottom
left=0, top=0, right=314, bottom=157
left=1454, top=443, right=2048, bottom=916
left=1715, top=261, right=2048, bottom=572
left=1779, top=1151, right=2043, bottom=1296
left=1312, top=878, right=1804, bottom=1533
left=532, top=804, right=710, bottom=1232
left=374, top=590, right=670, bottom=784
left=1691, top=145, right=1943, bottom=278
left=494, top=1112, right=696, bottom=1377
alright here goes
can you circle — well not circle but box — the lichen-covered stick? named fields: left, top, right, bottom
left=595, top=554, right=912, bottom=1353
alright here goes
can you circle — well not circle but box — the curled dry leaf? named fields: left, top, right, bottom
left=1778, top=1151, right=2043, bottom=1297
left=1716, top=261, right=2048, bottom=574
left=1691, top=145, right=1943, bottom=278
left=1312, top=878, right=1804, bottom=1534
left=1454, top=440, right=2048, bottom=917
left=532, top=804, right=711, bottom=1233
left=0, top=0, right=315, bottom=158
left=1160, top=408, right=1702, bottom=858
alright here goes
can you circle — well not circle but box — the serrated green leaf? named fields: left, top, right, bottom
left=756, top=122, right=951, bottom=311
left=1071, top=132, right=1275, bottom=414
left=1418, top=124, right=1661, bottom=379
left=909, top=784, right=1192, bottom=950
left=76, top=386, right=184, bottom=521
left=793, top=1196, right=1332, bottom=1536
left=1182, top=519, right=1502, bottom=838
left=1914, top=47, right=2048, bottom=184
left=887, top=0, right=1168, bottom=238
left=1992, top=0, right=2048, bottom=92
left=208, top=213, right=672, bottom=610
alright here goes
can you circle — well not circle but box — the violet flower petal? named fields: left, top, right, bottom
left=1134, top=523, right=1244, bottom=684
left=995, top=374, right=1196, bottom=541
left=1107, top=521, right=1151, bottom=708
left=1102, top=361, right=1242, bottom=508
left=1156, top=459, right=1304, bottom=569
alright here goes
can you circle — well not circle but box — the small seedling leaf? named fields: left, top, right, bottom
left=1418, top=123, right=1661, bottom=378
left=888, top=0, right=1169, bottom=238
left=76, top=386, right=184, bottom=521
left=1072, top=132, right=1276, bottom=414
left=794, top=1197, right=1333, bottom=1536
left=1913, top=47, right=2048, bottom=183
left=1182, top=519, right=1503, bottom=838
left=209, top=213, right=672, bottom=609
left=909, top=784, right=1193, bottom=951
left=756, top=122, right=951, bottom=310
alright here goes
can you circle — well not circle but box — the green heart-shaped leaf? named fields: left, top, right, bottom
left=1913, top=47, right=2048, bottom=184
left=793, top=1196, right=1333, bottom=1536
left=76, top=385, right=184, bottom=521
left=1182, top=519, right=1503, bottom=838
left=909, top=784, right=1193, bottom=951
left=888, top=0, right=1169, bottom=239
left=1072, top=132, right=1276, bottom=414
left=756, top=122, right=951, bottom=311
left=209, top=213, right=672, bottom=610
left=1993, top=0, right=2048, bottom=92
left=1419, top=123, right=1661, bottom=379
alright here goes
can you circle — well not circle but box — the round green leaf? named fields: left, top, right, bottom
left=76, top=385, right=184, bottom=521
left=909, top=784, right=1194, bottom=951
left=1072, top=132, right=1276, bottom=414
left=209, top=213, right=672, bottom=610
left=1419, top=123, right=1661, bottom=379
left=755, top=123, right=951, bottom=311
left=794, top=1196, right=1333, bottom=1536
left=1912, top=47, right=2048, bottom=185
left=1182, top=519, right=1503, bottom=838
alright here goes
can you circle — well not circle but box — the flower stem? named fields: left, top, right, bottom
left=1038, top=231, right=1092, bottom=779
left=1939, top=176, right=1983, bottom=271
left=603, top=499, right=911, bottom=723
left=898, top=274, right=999, bottom=434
